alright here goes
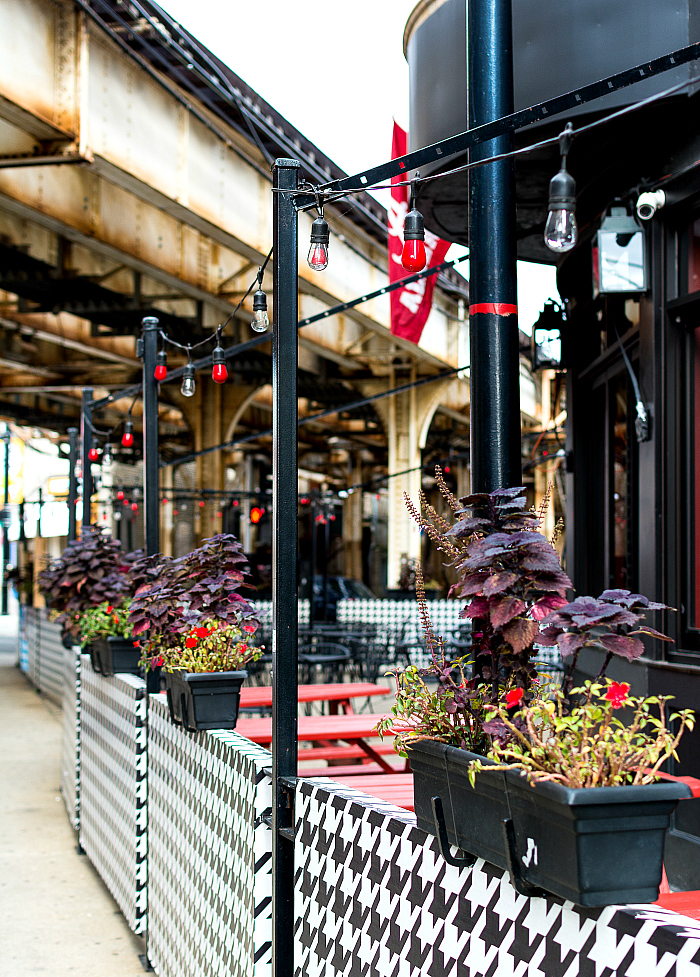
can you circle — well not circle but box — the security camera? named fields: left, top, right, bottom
left=636, top=189, right=665, bottom=221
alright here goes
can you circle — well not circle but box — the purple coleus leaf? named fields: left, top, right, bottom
left=502, top=617, right=540, bottom=653
left=490, top=597, right=527, bottom=629
left=531, top=594, right=568, bottom=621
left=453, top=572, right=488, bottom=597
left=599, top=633, right=646, bottom=661
left=558, top=631, right=588, bottom=658
left=461, top=596, right=490, bottom=619
left=483, top=571, right=517, bottom=597
left=634, top=626, right=673, bottom=641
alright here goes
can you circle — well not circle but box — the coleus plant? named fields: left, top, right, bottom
left=388, top=471, right=673, bottom=753
left=128, top=534, right=260, bottom=670
left=37, top=526, right=128, bottom=638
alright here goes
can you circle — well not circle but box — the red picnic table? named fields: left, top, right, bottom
left=239, top=682, right=390, bottom=714
left=235, top=713, right=403, bottom=774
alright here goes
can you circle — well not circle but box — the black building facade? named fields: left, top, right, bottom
left=405, top=0, right=700, bottom=886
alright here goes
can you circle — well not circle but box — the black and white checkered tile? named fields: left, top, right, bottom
left=79, top=659, right=148, bottom=934
left=147, top=695, right=273, bottom=977
left=59, top=645, right=80, bottom=831
left=294, top=778, right=700, bottom=977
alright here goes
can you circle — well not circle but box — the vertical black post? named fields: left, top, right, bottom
left=467, top=0, right=521, bottom=492
left=140, top=317, right=160, bottom=556
left=271, top=157, right=300, bottom=977
left=321, top=509, right=330, bottom=622
left=81, top=389, right=94, bottom=529
left=309, top=499, right=316, bottom=630
left=67, top=427, right=79, bottom=542
left=1, top=427, right=9, bottom=615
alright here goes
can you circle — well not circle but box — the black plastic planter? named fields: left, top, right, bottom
left=409, top=739, right=692, bottom=906
left=88, top=636, right=141, bottom=677
left=164, top=669, right=247, bottom=732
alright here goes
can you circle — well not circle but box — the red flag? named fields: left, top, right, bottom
left=388, top=122, right=451, bottom=345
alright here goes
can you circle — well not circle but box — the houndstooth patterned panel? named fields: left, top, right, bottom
left=147, top=694, right=273, bottom=977
left=294, top=778, right=700, bottom=977
left=23, top=606, right=39, bottom=683
left=79, top=658, right=148, bottom=934
left=256, top=600, right=309, bottom=628
left=18, top=603, right=28, bottom=672
left=37, top=612, right=68, bottom=704
left=60, top=645, right=81, bottom=830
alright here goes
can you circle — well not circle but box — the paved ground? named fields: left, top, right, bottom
left=0, top=620, right=147, bottom=977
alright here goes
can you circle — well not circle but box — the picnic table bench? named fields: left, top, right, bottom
left=239, top=682, right=389, bottom=714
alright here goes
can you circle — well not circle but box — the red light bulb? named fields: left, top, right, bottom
left=123, top=498, right=129, bottom=506
left=131, top=502, right=138, bottom=511
left=216, top=511, right=222, bottom=518
left=88, top=447, right=99, bottom=462
left=199, top=500, right=205, bottom=508
left=212, top=343, right=227, bottom=384
left=401, top=238, right=426, bottom=272
left=173, top=509, right=179, bottom=516
left=117, top=489, right=124, bottom=500
left=401, top=206, right=427, bottom=272
left=122, top=420, right=134, bottom=448
left=154, top=350, right=167, bottom=381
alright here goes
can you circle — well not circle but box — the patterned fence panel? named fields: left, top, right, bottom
left=18, top=603, right=28, bottom=672
left=79, top=659, right=148, bottom=934
left=60, top=645, right=81, bottom=831
left=23, top=605, right=39, bottom=683
left=147, top=695, right=273, bottom=977
left=294, top=778, right=700, bottom=977
left=37, top=613, right=67, bottom=704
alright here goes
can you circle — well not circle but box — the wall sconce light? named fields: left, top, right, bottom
left=531, top=300, right=566, bottom=370
left=596, top=207, right=646, bottom=293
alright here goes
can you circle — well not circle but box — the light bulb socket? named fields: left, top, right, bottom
left=548, top=165, right=576, bottom=211
left=403, top=207, right=425, bottom=241
left=253, top=288, right=267, bottom=313
left=102, top=444, right=113, bottom=468
left=310, top=215, right=329, bottom=245
left=212, top=344, right=225, bottom=367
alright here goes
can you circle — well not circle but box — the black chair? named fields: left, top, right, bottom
left=297, top=642, right=351, bottom=686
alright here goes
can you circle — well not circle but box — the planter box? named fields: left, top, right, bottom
left=88, top=637, right=141, bottom=677
left=409, top=738, right=692, bottom=906
left=164, top=668, right=247, bottom=732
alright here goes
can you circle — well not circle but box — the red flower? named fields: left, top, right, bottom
left=154, top=656, right=164, bottom=667
left=605, top=681, right=630, bottom=709
left=239, top=644, right=248, bottom=654
left=195, top=627, right=210, bottom=639
left=243, top=624, right=257, bottom=634
left=505, top=687, right=524, bottom=709
left=106, top=605, right=113, bottom=613
left=133, top=641, right=140, bottom=648
left=185, top=635, right=198, bottom=649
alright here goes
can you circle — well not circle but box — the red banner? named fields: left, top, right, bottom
left=388, top=122, right=451, bottom=345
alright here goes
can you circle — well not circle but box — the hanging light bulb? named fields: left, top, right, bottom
left=117, top=487, right=125, bottom=501
left=307, top=211, right=329, bottom=271
left=544, top=123, right=578, bottom=254
left=131, top=502, right=138, bottom=512
left=102, top=443, right=113, bottom=470
left=88, top=447, right=100, bottom=462
left=181, top=361, right=196, bottom=397
left=154, top=350, right=167, bottom=382
left=251, top=287, right=270, bottom=332
left=212, top=341, right=228, bottom=384
left=401, top=207, right=427, bottom=272
left=121, top=420, right=134, bottom=448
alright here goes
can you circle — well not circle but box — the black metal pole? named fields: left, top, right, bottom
left=140, top=316, right=160, bottom=556
left=467, top=0, right=521, bottom=492
left=271, top=157, right=300, bottom=977
left=322, top=509, right=329, bottom=623
left=81, top=389, right=94, bottom=530
left=309, top=500, right=316, bottom=630
left=1, top=428, right=9, bottom=615
left=67, top=427, right=79, bottom=542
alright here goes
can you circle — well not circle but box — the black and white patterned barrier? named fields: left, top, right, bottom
left=60, top=645, right=81, bottom=831
left=79, top=659, right=148, bottom=934
left=147, top=695, right=273, bottom=977
left=294, top=778, right=700, bottom=977
left=21, top=607, right=66, bottom=703
left=256, top=600, right=309, bottom=629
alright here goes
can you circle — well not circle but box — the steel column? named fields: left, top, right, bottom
left=141, top=317, right=160, bottom=556
left=67, top=427, right=79, bottom=542
left=1, top=427, right=9, bottom=615
left=271, top=157, right=300, bottom=977
left=467, top=0, right=521, bottom=492
left=81, top=389, right=94, bottom=529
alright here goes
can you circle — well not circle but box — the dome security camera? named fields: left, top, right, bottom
left=636, top=189, right=665, bottom=221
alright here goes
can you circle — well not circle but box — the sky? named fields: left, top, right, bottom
left=159, top=0, right=559, bottom=331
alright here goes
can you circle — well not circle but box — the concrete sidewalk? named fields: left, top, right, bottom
left=0, top=661, right=147, bottom=976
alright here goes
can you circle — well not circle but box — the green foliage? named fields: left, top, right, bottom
left=76, top=601, right=134, bottom=645
left=471, top=679, right=695, bottom=789
left=154, top=618, right=262, bottom=674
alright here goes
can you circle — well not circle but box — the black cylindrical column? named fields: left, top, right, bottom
left=81, top=389, right=94, bottom=529
left=67, top=427, right=79, bottom=542
left=468, top=0, right=522, bottom=492
left=271, top=157, right=300, bottom=977
left=141, top=317, right=160, bottom=556
left=1, top=428, right=10, bottom=615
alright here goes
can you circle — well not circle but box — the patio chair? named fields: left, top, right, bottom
left=297, top=642, right=351, bottom=686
